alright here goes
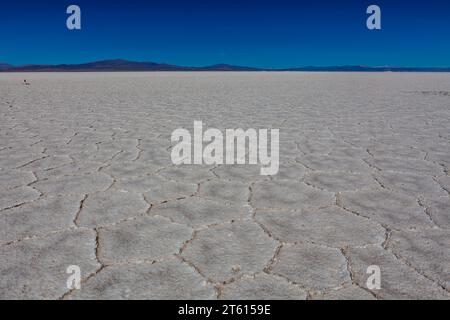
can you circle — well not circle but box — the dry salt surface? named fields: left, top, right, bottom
left=0, top=72, right=449, bottom=300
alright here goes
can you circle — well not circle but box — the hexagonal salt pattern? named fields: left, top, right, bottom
left=182, top=220, right=278, bottom=283
left=271, top=244, right=351, bottom=291
left=0, top=229, right=99, bottom=299
left=219, top=273, right=307, bottom=300
left=97, top=215, right=193, bottom=264
left=68, top=258, right=216, bottom=300
left=344, top=246, right=448, bottom=299
left=256, top=206, right=385, bottom=247
left=1, top=72, right=449, bottom=299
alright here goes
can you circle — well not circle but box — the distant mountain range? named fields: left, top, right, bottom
left=0, top=63, right=13, bottom=71
left=1, top=59, right=450, bottom=72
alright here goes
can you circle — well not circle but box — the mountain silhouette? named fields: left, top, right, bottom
left=1, top=59, right=449, bottom=72
left=0, top=63, right=13, bottom=71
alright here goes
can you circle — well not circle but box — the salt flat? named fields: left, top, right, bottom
left=0, top=72, right=449, bottom=300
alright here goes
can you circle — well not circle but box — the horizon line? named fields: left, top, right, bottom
left=2, top=58, right=450, bottom=72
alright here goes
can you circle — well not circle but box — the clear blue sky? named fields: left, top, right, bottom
left=1, top=0, right=450, bottom=68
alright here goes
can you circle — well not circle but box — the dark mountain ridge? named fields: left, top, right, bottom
left=0, top=63, right=13, bottom=71
left=1, top=59, right=449, bottom=72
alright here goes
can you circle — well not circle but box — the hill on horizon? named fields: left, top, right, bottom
left=1, top=59, right=450, bottom=72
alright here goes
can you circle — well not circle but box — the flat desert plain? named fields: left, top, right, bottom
left=0, top=72, right=449, bottom=300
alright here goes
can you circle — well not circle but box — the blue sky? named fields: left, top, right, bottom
left=1, top=0, right=450, bottom=67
